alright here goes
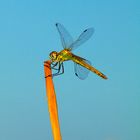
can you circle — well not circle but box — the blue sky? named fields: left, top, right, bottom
left=0, top=0, right=140, bottom=140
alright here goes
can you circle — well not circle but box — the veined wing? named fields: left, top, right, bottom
left=56, top=23, right=73, bottom=49
left=69, top=28, right=94, bottom=51
left=74, top=58, right=91, bottom=80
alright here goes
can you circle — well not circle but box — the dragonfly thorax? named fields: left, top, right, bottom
left=49, top=51, right=58, bottom=62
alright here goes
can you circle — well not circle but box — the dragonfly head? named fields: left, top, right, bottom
left=49, top=51, right=58, bottom=62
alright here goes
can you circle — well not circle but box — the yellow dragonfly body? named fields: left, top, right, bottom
left=48, top=23, right=107, bottom=80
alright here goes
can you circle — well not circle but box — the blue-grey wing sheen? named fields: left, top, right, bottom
left=74, top=59, right=91, bottom=80
left=69, top=28, right=94, bottom=51
left=56, top=23, right=73, bottom=49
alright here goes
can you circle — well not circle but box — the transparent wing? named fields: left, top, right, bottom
left=74, top=59, right=91, bottom=80
left=69, top=28, right=94, bottom=51
left=56, top=23, right=73, bottom=49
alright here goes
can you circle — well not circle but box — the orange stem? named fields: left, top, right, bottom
left=44, top=60, right=62, bottom=140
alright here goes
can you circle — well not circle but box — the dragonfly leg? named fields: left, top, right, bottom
left=44, top=62, right=58, bottom=78
left=44, top=61, right=58, bottom=69
left=52, top=62, right=64, bottom=77
left=51, top=62, right=59, bottom=70
left=44, top=62, right=64, bottom=78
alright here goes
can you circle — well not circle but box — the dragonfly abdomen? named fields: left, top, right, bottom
left=89, top=66, right=107, bottom=79
left=72, top=55, right=107, bottom=79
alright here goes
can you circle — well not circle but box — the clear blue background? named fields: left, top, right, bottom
left=0, top=0, right=139, bottom=140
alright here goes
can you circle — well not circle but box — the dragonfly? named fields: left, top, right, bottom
left=45, top=23, right=107, bottom=80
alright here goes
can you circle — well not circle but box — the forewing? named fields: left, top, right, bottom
left=69, top=28, right=94, bottom=51
left=74, top=59, right=91, bottom=80
left=56, top=23, right=73, bottom=49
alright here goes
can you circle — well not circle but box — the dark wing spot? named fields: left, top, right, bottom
left=56, top=23, right=58, bottom=26
left=84, top=29, right=87, bottom=32
left=75, top=73, right=78, bottom=76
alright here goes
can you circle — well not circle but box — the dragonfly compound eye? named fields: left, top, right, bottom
left=49, top=51, right=58, bottom=61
